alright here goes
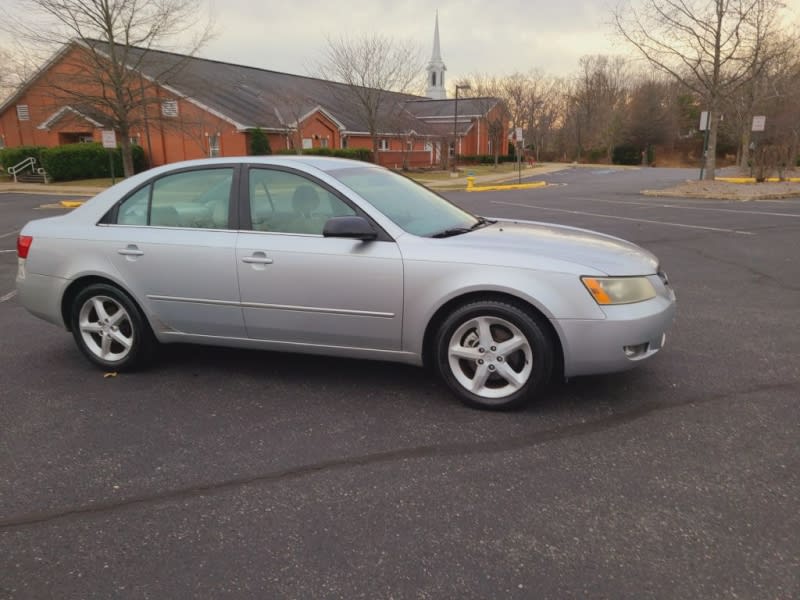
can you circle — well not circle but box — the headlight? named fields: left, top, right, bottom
left=581, top=276, right=656, bottom=305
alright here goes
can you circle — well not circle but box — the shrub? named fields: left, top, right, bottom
left=276, top=147, right=372, bottom=162
left=249, top=128, right=272, bottom=155
left=587, top=148, right=606, bottom=163
left=646, top=144, right=656, bottom=166
left=303, top=147, right=334, bottom=156
left=41, top=143, right=145, bottom=181
left=456, top=154, right=517, bottom=165
left=612, top=144, right=642, bottom=166
left=0, top=145, right=47, bottom=170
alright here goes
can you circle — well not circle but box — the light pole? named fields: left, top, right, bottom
left=453, top=83, right=471, bottom=172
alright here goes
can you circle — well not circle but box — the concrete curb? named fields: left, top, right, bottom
left=466, top=181, right=547, bottom=192
left=0, top=185, right=97, bottom=196
left=641, top=189, right=800, bottom=201
left=716, top=177, right=800, bottom=184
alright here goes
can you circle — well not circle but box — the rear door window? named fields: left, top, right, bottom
left=115, top=168, right=234, bottom=229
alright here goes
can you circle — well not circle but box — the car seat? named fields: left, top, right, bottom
left=287, top=185, right=326, bottom=234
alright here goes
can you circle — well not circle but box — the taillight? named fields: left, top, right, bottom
left=17, top=235, right=33, bottom=259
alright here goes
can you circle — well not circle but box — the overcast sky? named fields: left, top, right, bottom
left=2, top=0, right=799, bottom=83
left=202, top=0, right=622, bottom=78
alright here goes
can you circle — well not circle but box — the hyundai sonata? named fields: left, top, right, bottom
left=17, top=157, right=675, bottom=409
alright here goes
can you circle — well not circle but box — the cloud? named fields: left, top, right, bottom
left=2, top=0, right=799, bottom=83
left=200, top=0, right=622, bottom=78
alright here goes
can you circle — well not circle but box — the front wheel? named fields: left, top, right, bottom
left=69, top=283, right=155, bottom=371
left=434, top=300, right=554, bottom=410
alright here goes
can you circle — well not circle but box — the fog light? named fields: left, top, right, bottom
left=623, top=342, right=649, bottom=358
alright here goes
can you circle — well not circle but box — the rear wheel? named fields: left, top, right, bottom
left=69, top=283, right=155, bottom=371
left=434, top=300, right=554, bottom=410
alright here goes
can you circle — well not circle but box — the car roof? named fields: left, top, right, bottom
left=146, top=155, right=381, bottom=174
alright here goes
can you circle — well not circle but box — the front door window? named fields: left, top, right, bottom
left=248, top=168, right=355, bottom=235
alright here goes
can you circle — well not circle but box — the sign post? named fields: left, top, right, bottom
left=750, top=116, right=766, bottom=178
left=698, top=111, right=710, bottom=180
left=101, top=130, right=117, bottom=184
left=515, top=127, right=524, bottom=184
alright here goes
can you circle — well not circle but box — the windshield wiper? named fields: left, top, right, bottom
left=430, top=217, right=494, bottom=239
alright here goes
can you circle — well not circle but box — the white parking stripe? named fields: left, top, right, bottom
left=567, top=196, right=800, bottom=218
left=0, top=290, right=18, bottom=303
left=0, top=249, right=17, bottom=254
left=0, top=229, right=20, bottom=239
left=491, top=200, right=755, bottom=235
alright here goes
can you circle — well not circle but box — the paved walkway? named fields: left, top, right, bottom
left=418, top=162, right=574, bottom=189
left=0, top=182, right=100, bottom=196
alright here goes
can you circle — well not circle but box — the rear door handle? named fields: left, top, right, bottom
left=118, top=245, right=144, bottom=257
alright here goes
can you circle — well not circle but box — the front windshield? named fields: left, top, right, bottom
left=328, top=167, right=479, bottom=237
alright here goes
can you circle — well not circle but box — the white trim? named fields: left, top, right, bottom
left=0, top=44, right=72, bottom=115
left=290, top=105, right=346, bottom=130
left=416, top=114, right=483, bottom=120
left=37, top=105, right=104, bottom=130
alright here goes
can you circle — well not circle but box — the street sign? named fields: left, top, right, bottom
left=101, top=129, right=117, bottom=149
left=699, top=111, right=709, bottom=131
left=515, top=127, right=523, bottom=141
left=751, top=116, right=766, bottom=132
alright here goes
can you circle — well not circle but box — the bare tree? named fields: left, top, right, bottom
left=566, top=55, right=629, bottom=162
left=721, top=9, right=794, bottom=170
left=527, top=77, right=564, bottom=162
left=1, top=0, right=214, bottom=176
left=614, top=0, right=789, bottom=179
left=264, top=89, right=317, bottom=154
left=626, top=74, right=675, bottom=158
left=0, top=41, right=37, bottom=104
left=319, top=34, right=422, bottom=163
left=459, top=74, right=507, bottom=166
left=0, top=46, right=13, bottom=104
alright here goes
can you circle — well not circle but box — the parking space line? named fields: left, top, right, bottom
left=491, top=200, right=755, bottom=235
left=567, top=196, right=800, bottom=218
left=0, top=290, right=18, bottom=303
left=0, top=249, right=16, bottom=253
left=0, top=229, right=20, bottom=239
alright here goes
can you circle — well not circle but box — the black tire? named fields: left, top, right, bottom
left=69, top=283, right=155, bottom=371
left=434, top=299, right=554, bottom=410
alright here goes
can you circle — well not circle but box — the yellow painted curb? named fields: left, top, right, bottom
left=716, top=177, right=800, bottom=184
left=59, top=200, right=85, bottom=208
left=466, top=181, right=547, bottom=192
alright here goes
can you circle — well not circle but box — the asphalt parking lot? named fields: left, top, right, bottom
left=1, top=168, right=799, bottom=599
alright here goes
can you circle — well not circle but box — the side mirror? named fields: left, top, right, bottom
left=323, top=216, right=377, bottom=241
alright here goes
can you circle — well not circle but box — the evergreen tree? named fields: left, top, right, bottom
left=250, top=128, right=272, bottom=155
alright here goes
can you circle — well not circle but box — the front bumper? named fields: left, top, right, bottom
left=556, top=283, right=676, bottom=377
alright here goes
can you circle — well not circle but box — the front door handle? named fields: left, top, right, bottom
left=118, top=245, right=144, bottom=257
left=242, top=254, right=273, bottom=265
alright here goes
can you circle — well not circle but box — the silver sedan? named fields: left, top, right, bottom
left=16, top=156, right=675, bottom=409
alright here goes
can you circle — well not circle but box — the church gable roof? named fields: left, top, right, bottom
left=87, top=40, right=425, bottom=133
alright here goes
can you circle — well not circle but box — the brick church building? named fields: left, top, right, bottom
left=0, top=15, right=507, bottom=170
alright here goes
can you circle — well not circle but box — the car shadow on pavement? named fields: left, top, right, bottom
left=152, top=343, right=645, bottom=413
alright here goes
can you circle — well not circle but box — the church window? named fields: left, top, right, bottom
left=431, top=72, right=436, bottom=87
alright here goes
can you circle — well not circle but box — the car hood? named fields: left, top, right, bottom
left=431, top=219, right=659, bottom=276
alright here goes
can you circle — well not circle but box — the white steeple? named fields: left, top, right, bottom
left=425, top=11, right=447, bottom=99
